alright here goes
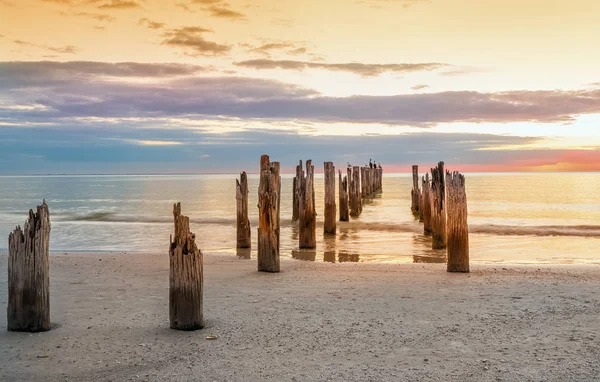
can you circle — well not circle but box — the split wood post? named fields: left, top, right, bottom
left=258, top=155, right=281, bottom=272
left=299, top=160, right=316, bottom=248
left=7, top=201, right=51, bottom=332
left=422, top=173, right=432, bottom=235
left=446, top=171, right=469, bottom=272
left=236, top=172, right=251, bottom=248
left=169, top=202, right=203, bottom=330
left=292, top=161, right=302, bottom=222
left=411, top=165, right=421, bottom=217
left=324, top=162, right=336, bottom=235
left=339, top=170, right=349, bottom=221
left=350, top=166, right=362, bottom=216
left=360, top=167, right=366, bottom=198
left=430, top=161, right=447, bottom=249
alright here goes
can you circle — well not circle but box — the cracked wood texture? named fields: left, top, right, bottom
left=339, top=170, right=349, bottom=222
left=430, top=162, right=447, bottom=249
left=258, top=155, right=281, bottom=272
left=169, top=202, right=203, bottom=330
left=323, top=162, right=336, bottom=235
left=292, top=161, right=302, bottom=222
left=299, top=160, right=316, bottom=248
left=411, top=165, right=421, bottom=218
left=8, top=201, right=51, bottom=332
left=422, top=173, right=432, bottom=235
left=350, top=166, right=362, bottom=217
left=236, top=172, right=251, bottom=248
left=446, top=171, right=470, bottom=273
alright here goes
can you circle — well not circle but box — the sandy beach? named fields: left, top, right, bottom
left=1, top=252, right=600, bottom=381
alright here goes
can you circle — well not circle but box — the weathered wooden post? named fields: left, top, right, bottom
left=324, top=162, right=336, bottom=235
left=411, top=165, right=421, bottom=217
left=339, top=170, right=349, bottom=222
left=350, top=166, right=362, bottom=216
left=258, top=155, right=281, bottom=272
left=299, top=160, right=316, bottom=248
left=446, top=171, right=469, bottom=272
left=8, top=201, right=51, bottom=332
left=169, top=202, right=203, bottom=330
left=430, top=162, right=447, bottom=249
left=236, top=171, right=251, bottom=248
left=292, top=161, right=302, bottom=222
left=422, top=174, right=432, bottom=235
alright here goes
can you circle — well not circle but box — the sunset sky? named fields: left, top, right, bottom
left=0, top=0, right=599, bottom=173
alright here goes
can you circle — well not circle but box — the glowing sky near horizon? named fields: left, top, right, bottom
left=0, top=0, right=599, bottom=173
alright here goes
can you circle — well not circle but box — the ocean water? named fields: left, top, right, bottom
left=0, top=173, right=599, bottom=264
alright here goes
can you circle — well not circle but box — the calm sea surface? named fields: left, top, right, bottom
left=0, top=173, right=599, bottom=264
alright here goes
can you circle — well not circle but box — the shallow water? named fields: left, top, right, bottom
left=0, top=173, right=598, bottom=264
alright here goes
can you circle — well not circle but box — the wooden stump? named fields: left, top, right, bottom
left=169, top=202, right=203, bottom=331
left=236, top=171, right=251, bottom=248
left=292, top=161, right=302, bottom=222
left=8, top=201, right=51, bottom=332
left=422, top=174, right=432, bottom=235
left=430, top=162, right=447, bottom=249
left=339, top=170, right=349, bottom=222
left=323, top=162, right=336, bottom=235
left=258, top=155, right=281, bottom=272
left=446, top=171, right=470, bottom=272
left=411, top=165, right=421, bottom=217
left=299, top=160, right=316, bottom=248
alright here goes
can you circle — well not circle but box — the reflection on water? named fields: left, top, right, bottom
left=292, top=249, right=317, bottom=262
left=0, top=173, right=599, bottom=264
left=236, top=247, right=251, bottom=260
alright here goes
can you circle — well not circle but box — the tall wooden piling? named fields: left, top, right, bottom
left=361, top=167, right=366, bottom=197
left=446, top=171, right=469, bottom=272
left=324, top=162, right=336, bottom=235
left=422, top=173, right=432, bottom=235
left=169, top=202, right=203, bottom=330
left=350, top=166, right=362, bottom=216
left=299, top=160, right=316, bottom=248
left=411, top=165, right=421, bottom=217
left=8, top=201, right=51, bottom=332
left=292, top=161, right=302, bottom=222
left=430, top=161, right=447, bottom=249
left=258, top=155, right=281, bottom=272
left=236, top=172, right=251, bottom=248
left=339, top=170, right=349, bottom=222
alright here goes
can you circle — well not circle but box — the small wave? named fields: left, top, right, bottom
left=471, top=224, right=600, bottom=237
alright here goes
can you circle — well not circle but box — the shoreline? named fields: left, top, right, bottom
left=2, top=252, right=600, bottom=381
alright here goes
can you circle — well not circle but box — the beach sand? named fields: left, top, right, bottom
left=1, top=252, right=600, bottom=381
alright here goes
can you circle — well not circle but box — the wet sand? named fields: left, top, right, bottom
left=1, top=252, right=600, bottom=381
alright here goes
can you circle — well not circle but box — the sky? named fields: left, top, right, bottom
left=0, top=0, right=599, bottom=174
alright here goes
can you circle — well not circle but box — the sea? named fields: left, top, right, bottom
left=0, top=173, right=599, bottom=264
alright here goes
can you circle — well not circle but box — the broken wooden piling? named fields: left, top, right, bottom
left=258, top=155, right=281, bottom=272
left=299, top=160, right=316, bottom=248
left=339, top=170, right=349, bottom=222
left=324, top=161, right=336, bottom=235
left=236, top=171, right=251, bottom=249
left=422, top=173, right=432, bottom=235
left=169, top=202, right=203, bottom=330
left=411, top=165, right=421, bottom=218
left=350, top=166, right=362, bottom=216
left=8, top=201, right=51, bottom=332
left=292, top=161, right=302, bottom=222
left=446, top=171, right=469, bottom=272
left=430, top=162, right=447, bottom=249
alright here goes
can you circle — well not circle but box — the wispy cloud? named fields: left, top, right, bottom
left=161, top=26, right=230, bottom=56
left=12, top=40, right=79, bottom=54
left=177, top=0, right=247, bottom=20
left=411, top=84, right=429, bottom=90
left=97, top=0, right=140, bottom=9
left=234, top=59, right=449, bottom=77
left=206, top=5, right=246, bottom=19
left=358, top=0, right=431, bottom=8
left=139, top=18, right=165, bottom=29
left=60, top=11, right=116, bottom=22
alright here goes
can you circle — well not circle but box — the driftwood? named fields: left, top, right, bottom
left=422, top=173, right=432, bottom=235
left=8, top=201, right=51, bottom=332
left=446, top=171, right=469, bottom=272
left=258, top=155, right=281, bottom=272
left=169, top=202, right=203, bottom=330
left=339, top=170, right=349, bottom=222
left=324, top=162, right=336, bottom=235
left=411, top=165, right=421, bottom=217
left=236, top=172, right=251, bottom=248
left=299, top=160, right=316, bottom=248
left=430, top=162, right=447, bottom=249
left=292, top=161, right=302, bottom=222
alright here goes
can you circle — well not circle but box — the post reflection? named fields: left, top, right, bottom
left=292, top=249, right=316, bottom=262
left=236, top=247, right=251, bottom=259
left=338, top=251, right=360, bottom=262
left=323, top=235, right=336, bottom=263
